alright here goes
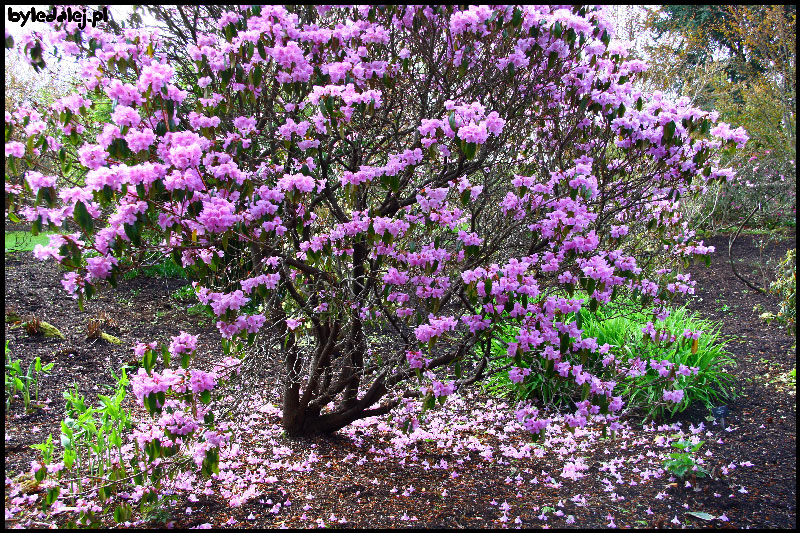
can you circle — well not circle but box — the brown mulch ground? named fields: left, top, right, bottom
left=4, top=232, right=796, bottom=529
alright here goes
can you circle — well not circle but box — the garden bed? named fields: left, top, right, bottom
left=4, top=233, right=796, bottom=529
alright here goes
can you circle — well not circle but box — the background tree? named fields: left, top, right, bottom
left=643, top=5, right=796, bottom=232
left=646, top=5, right=795, bottom=155
left=5, top=49, right=76, bottom=217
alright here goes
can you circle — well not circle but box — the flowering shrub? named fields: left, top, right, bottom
left=5, top=5, right=744, bottom=444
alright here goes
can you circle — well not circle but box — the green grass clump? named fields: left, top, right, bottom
left=604, top=306, right=736, bottom=418
left=483, top=296, right=736, bottom=421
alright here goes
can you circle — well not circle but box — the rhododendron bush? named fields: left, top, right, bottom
left=6, top=4, right=746, bottom=447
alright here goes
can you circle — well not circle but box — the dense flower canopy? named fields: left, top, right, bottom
left=5, top=5, right=745, bottom=438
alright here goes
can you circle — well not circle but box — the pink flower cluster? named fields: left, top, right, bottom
left=6, top=141, right=25, bottom=157
left=130, top=367, right=184, bottom=403
left=383, top=267, right=409, bottom=286
left=169, top=331, right=199, bottom=356
left=197, top=289, right=250, bottom=317
left=508, top=366, right=531, bottom=384
left=124, top=128, right=155, bottom=152
left=105, top=80, right=143, bottom=107
left=86, top=255, right=118, bottom=280
left=111, top=105, right=141, bottom=128
left=25, top=171, right=56, bottom=193
left=662, top=389, right=685, bottom=403
left=240, top=273, right=281, bottom=293
left=233, top=116, right=257, bottom=135
left=188, top=369, right=217, bottom=394
left=277, top=118, right=310, bottom=139
left=278, top=173, right=317, bottom=193
left=406, top=350, right=428, bottom=370
left=197, top=197, right=239, bottom=233
left=414, top=315, right=458, bottom=343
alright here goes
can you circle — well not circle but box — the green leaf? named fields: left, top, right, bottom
left=123, top=222, right=141, bottom=247
left=45, top=486, right=60, bottom=505
left=162, top=345, right=171, bottom=368
left=448, top=112, right=458, bottom=133
left=685, top=511, right=714, bottom=521
left=586, top=278, right=596, bottom=296
left=547, top=51, right=558, bottom=70
left=113, top=504, right=131, bottom=523
left=565, top=282, right=575, bottom=296
left=423, top=394, right=435, bottom=410
left=63, top=448, right=76, bottom=469
left=73, top=201, right=94, bottom=234
left=511, top=7, right=522, bottom=27
left=464, top=142, right=477, bottom=160
left=143, top=349, right=155, bottom=374
left=389, top=174, right=400, bottom=193
left=663, top=121, right=676, bottom=143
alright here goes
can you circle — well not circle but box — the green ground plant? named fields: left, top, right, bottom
left=55, top=368, right=133, bottom=496
left=5, top=341, right=55, bottom=412
left=170, top=284, right=196, bottom=302
left=663, top=437, right=708, bottom=479
left=120, top=255, right=187, bottom=280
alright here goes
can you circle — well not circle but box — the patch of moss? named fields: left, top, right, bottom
left=99, top=331, right=122, bottom=344
left=39, top=321, right=65, bottom=339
